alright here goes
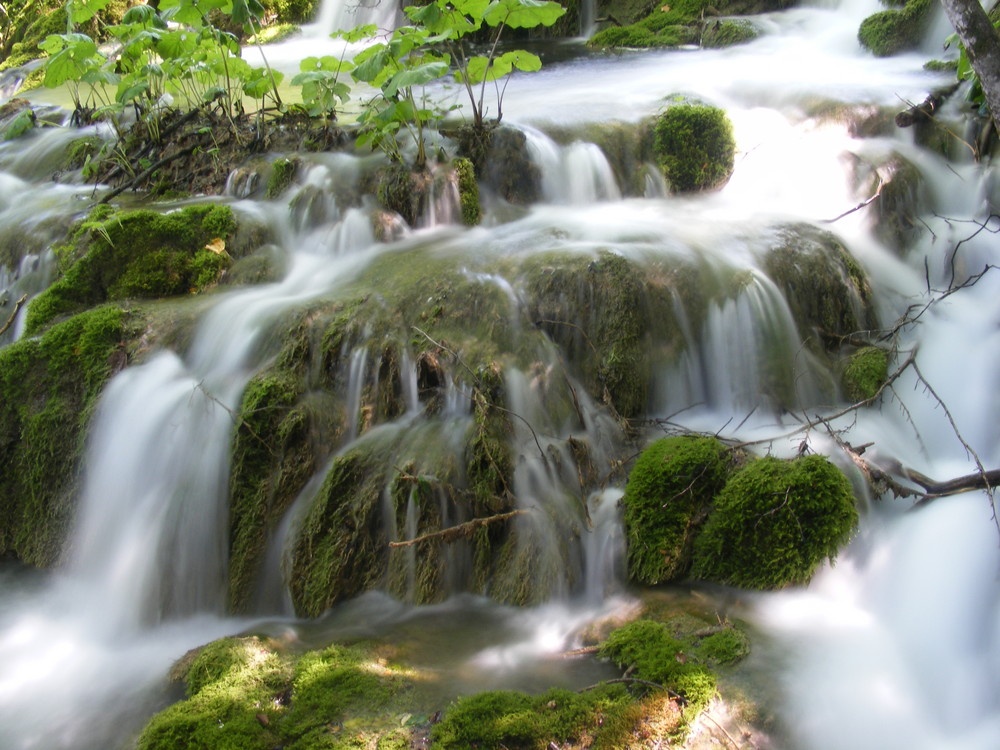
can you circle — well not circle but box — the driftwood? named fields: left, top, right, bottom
left=0, top=293, right=26, bottom=337
left=388, top=509, right=530, bottom=548
left=895, top=85, right=959, bottom=128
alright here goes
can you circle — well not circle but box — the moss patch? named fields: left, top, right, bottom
left=841, top=346, right=889, bottom=402
left=0, top=305, right=130, bottom=565
left=137, top=636, right=411, bottom=750
left=622, top=435, right=730, bottom=584
left=858, top=0, right=934, bottom=57
left=454, top=157, right=481, bottom=226
left=691, top=454, right=858, bottom=589
left=25, top=204, right=236, bottom=334
left=652, top=103, right=735, bottom=193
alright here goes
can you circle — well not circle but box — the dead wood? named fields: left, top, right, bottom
left=0, top=293, right=26, bottom=337
left=388, top=509, right=530, bottom=548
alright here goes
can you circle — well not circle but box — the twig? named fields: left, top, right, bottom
left=388, top=509, right=530, bottom=548
left=821, top=180, right=884, bottom=224
left=99, top=144, right=199, bottom=204
left=0, top=293, right=27, bottom=337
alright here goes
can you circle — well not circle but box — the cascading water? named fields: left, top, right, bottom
left=2, top=0, right=999, bottom=747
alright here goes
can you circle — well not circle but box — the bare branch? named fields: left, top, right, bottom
left=0, top=293, right=27, bottom=337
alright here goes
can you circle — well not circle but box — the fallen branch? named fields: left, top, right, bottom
left=388, top=509, right=530, bottom=548
left=0, top=293, right=27, bottom=337
left=99, top=144, right=199, bottom=204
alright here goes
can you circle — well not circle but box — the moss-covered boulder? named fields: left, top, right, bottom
left=760, top=224, right=876, bottom=350
left=652, top=103, right=736, bottom=193
left=621, top=435, right=730, bottom=584
left=588, top=0, right=770, bottom=50
left=691, top=454, right=858, bottom=589
left=24, top=204, right=237, bottom=334
left=0, top=305, right=131, bottom=565
left=857, top=0, right=934, bottom=57
left=137, top=636, right=412, bottom=750
left=840, top=345, right=889, bottom=402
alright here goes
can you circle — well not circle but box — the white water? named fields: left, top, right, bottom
left=3, top=0, right=1000, bottom=748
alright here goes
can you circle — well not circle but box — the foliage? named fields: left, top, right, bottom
left=40, top=0, right=287, bottom=129
left=857, top=0, right=933, bottom=57
left=652, top=103, right=735, bottom=192
left=621, top=435, right=730, bottom=584
left=454, top=156, right=481, bottom=225
left=691, top=454, right=858, bottom=589
left=343, top=0, right=565, bottom=167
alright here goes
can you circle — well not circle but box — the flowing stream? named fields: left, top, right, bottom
left=2, top=0, right=1000, bottom=748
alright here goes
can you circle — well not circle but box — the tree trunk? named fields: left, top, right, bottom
left=939, top=0, right=1000, bottom=127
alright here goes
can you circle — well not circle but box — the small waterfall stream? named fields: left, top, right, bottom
left=2, top=0, right=1000, bottom=748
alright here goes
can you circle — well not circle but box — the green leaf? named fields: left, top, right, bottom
left=2, top=109, right=36, bottom=141
left=333, top=23, right=378, bottom=43
left=69, top=0, right=113, bottom=24
left=484, top=0, right=565, bottom=29
left=156, top=30, right=198, bottom=59
left=121, top=4, right=160, bottom=25
left=352, top=44, right=392, bottom=83
left=230, top=0, right=264, bottom=26
left=299, top=55, right=352, bottom=74
left=383, top=60, right=449, bottom=98
left=116, top=79, right=149, bottom=104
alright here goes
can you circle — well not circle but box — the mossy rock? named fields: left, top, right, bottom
left=431, top=684, right=635, bottom=749
left=520, top=250, right=683, bottom=418
left=621, top=435, right=730, bottom=584
left=652, top=103, right=735, bottom=193
left=138, top=636, right=412, bottom=750
left=25, top=203, right=237, bottom=334
left=857, top=0, right=934, bottom=57
left=0, top=305, right=131, bottom=565
left=701, top=18, right=760, bottom=48
left=841, top=345, right=889, bottom=402
left=691, top=454, right=859, bottom=589
left=870, top=154, right=927, bottom=252
left=600, top=619, right=718, bottom=729
left=454, top=157, right=481, bottom=226
left=760, top=223, right=876, bottom=350
left=266, top=157, right=299, bottom=199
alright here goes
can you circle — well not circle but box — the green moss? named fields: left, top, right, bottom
left=266, top=157, right=299, bottom=199
left=140, top=636, right=414, bottom=750
left=761, top=224, right=876, bottom=350
left=247, top=23, right=301, bottom=45
left=841, top=346, right=889, bottom=402
left=0, top=305, right=128, bottom=565
left=858, top=0, right=934, bottom=57
left=454, top=157, right=481, bottom=226
left=701, top=19, right=759, bottom=48
left=521, top=250, right=674, bottom=418
left=653, top=103, right=735, bottom=193
left=691, top=454, right=859, bottom=589
left=697, top=627, right=751, bottom=665
left=599, top=619, right=718, bottom=728
left=431, top=684, right=633, bottom=749
left=25, top=204, right=236, bottom=334
left=622, top=435, right=730, bottom=584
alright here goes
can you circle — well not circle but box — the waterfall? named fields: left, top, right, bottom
left=4, top=0, right=1000, bottom=747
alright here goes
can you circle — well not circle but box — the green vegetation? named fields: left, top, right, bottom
left=137, top=636, right=412, bottom=750
left=841, top=346, right=889, bottom=402
left=652, top=103, right=736, bottom=193
left=0, top=305, right=129, bottom=565
left=692, top=454, right=859, bottom=589
left=857, top=0, right=934, bottom=57
left=454, top=157, right=481, bottom=226
left=621, top=436, right=730, bottom=584
left=266, top=157, right=299, bottom=198
left=588, top=0, right=760, bottom=51
left=25, top=204, right=236, bottom=334
left=431, top=684, right=634, bottom=749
